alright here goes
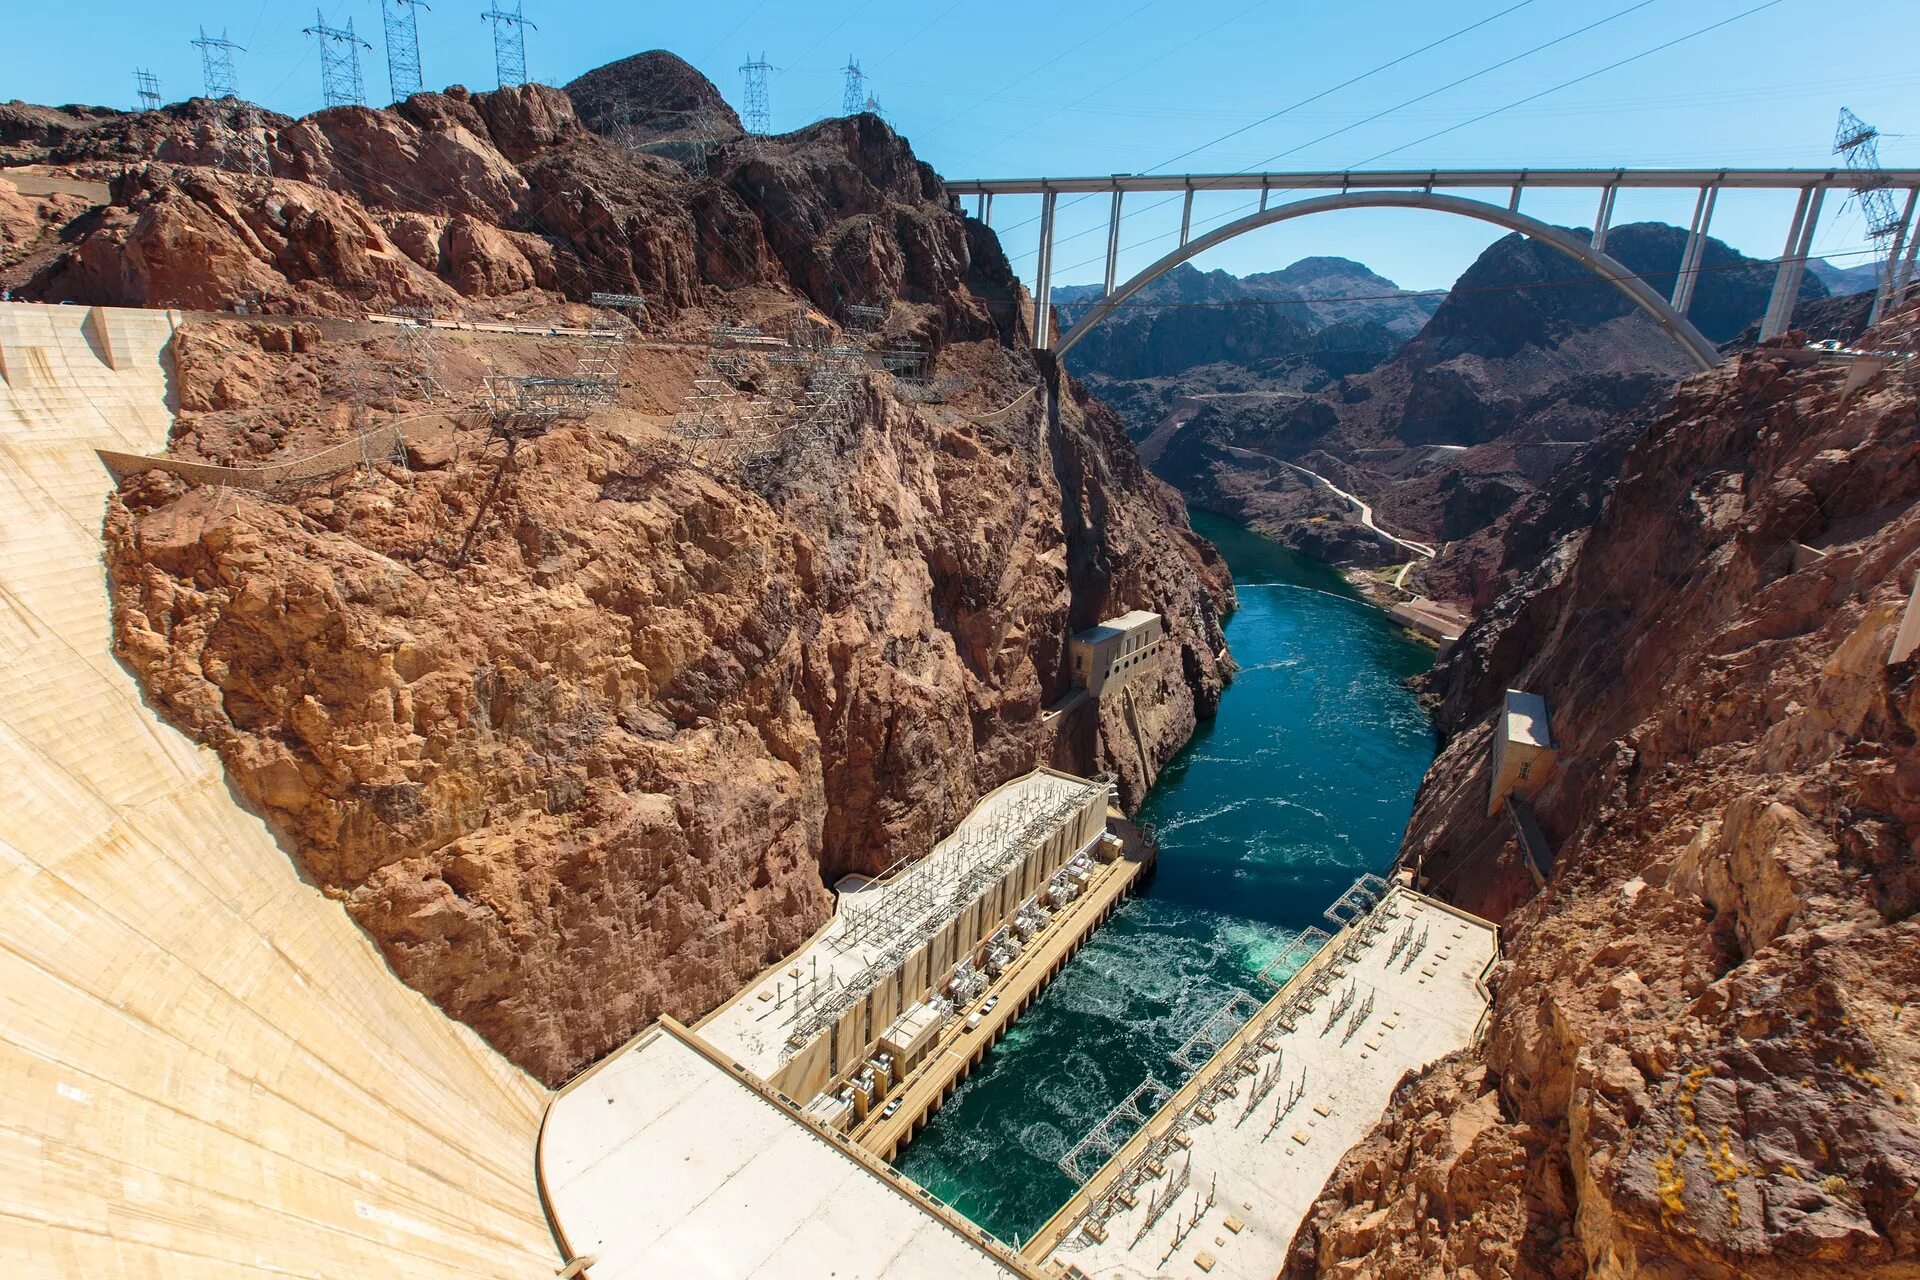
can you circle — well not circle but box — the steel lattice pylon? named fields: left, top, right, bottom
left=134, top=70, right=162, bottom=112
left=304, top=10, right=373, bottom=109
left=740, top=54, right=773, bottom=135
left=482, top=2, right=535, bottom=88
left=841, top=58, right=866, bottom=117
left=381, top=0, right=430, bottom=103
left=190, top=27, right=242, bottom=99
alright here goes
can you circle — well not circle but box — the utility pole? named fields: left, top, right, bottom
left=190, top=27, right=243, bottom=99
left=740, top=53, right=773, bottom=135
left=481, top=1, right=535, bottom=88
left=841, top=57, right=865, bottom=117
left=382, top=0, right=430, bottom=103
left=304, top=10, right=373, bottom=109
left=134, top=69, right=162, bottom=112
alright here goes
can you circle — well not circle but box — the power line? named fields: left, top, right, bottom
left=911, top=0, right=1166, bottom=145
left=1039, top=0, right=1785, bottom=283
left=1147, top=0, right=1546, bottom=177
left=990, top=0, right=1551, bottom=245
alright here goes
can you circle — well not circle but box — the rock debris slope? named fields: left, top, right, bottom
left=4, top=55, right=1230, bottom=1085
left=1287, top=325, right=1920, bottom=1279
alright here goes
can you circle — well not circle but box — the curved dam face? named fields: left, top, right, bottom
left=0, top=305, right=554, bottom=1277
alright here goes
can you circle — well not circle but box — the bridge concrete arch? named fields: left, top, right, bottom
left=1052, top=188, right=1724, bottom=371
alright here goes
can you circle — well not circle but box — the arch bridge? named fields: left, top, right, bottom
left=945, top=169, right=1920, bottom=370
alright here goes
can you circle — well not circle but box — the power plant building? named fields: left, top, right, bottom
left=1069, top=610, right=1165, bottom=695
left=696, top=768, right=1111, bottom=1111
left=1488, top=689, right=1557, bottom=816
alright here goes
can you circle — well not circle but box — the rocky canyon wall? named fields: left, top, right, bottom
left=9, top=56, right=1232, bottom=1085
left=1287, top=325, right=1920, bottom=1278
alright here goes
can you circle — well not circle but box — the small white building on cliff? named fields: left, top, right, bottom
left=1070, top=610, right=1165, bottom=696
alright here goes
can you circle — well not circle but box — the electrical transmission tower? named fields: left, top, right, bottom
left=841, top=58, right=866, bottom=117
left=304, top=10, right=373, bottom=108
left=191, top=27, right=243, bottom=99
left=1835, top=107, right=1917, bottom=323
left=134, top=69, right=162, bottom=112
left=382, top=0, right=430, bottom=102
left=481, top=2, right=535, bottom=88
left=740, top=54, right=773, bottom=135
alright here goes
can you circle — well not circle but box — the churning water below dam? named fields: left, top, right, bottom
left=893, top=512, right=1437, bottom=1245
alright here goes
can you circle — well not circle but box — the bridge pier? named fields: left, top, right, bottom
left=1671, top=185, right=1718, bottom=317
left=1035, top=187, right=1058, bottom=348
left=1105, top=189, right=1124, bottom=296
left=1179, top=184, right=1194, bottom=247
left=1761, top=186, right=1825, bottom=342
left=1591, top=183, right=1619, bottom=253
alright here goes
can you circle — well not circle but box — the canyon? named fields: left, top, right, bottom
left=1065, top=224, right=1867, bottom=603
left=6, top=36, right=1919, bottom=1280
left=1288, top=326, right=1920, bottom=1279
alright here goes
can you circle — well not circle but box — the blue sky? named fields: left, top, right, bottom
left=7, top=1, right=1919, bottom=291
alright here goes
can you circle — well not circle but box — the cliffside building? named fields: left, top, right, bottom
left=1069, top=610, right=1165, bottom=695
left=1487, top=689, right=1557, bottom=816
left=695, top=768, right=1112, bottom=1110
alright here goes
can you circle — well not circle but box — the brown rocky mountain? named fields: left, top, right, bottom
left=1287, top=322, right=1920, bottom=1279
left=1091, top=223, right=1836, bottom=589
left=3, top=56, right=1232, bottom=1085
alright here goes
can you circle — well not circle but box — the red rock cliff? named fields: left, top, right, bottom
left=37, top=58, right=1233, bottom=1084
left=1286, top=327, right=1920, bottom=1278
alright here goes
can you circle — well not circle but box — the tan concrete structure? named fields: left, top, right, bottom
left=1487, top=688, right=1557, bottom=816
left=539, top=1019, right=1033, bottom=1280
left=1028, top=888, right=1498, bottom=1280
left=0, top=303, right=557, bottom=1278
left=696, top=769, right=1110, bottom=1107
left=1069, top=610, right=1164, bottom=695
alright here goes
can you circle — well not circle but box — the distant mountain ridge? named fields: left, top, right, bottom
left=1053, top=257, right=1440, bottom=382
left=1092, top=220, right=1847, bottom=588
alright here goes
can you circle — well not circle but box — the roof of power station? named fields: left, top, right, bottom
left=695, top=768, right=1107, bottom=1082
left=539, top=1022, right=1024, bottom=1280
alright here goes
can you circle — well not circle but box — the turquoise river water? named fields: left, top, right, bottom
left=893, top=512, right=1437, bottom=1245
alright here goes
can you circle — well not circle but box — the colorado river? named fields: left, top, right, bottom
left=893, top=512, right=1437, bottom=1245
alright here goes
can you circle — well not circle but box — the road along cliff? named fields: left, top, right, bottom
left=6, top=54, right=1234, bottom=1086
left=1285, top=322, right=1920, bottom=1279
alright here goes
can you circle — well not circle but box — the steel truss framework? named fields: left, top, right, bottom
left=1059, top=1075, right=1175, bottom=1186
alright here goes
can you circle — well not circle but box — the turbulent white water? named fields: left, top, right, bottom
left=894, top=515, right=1436, bottom=1243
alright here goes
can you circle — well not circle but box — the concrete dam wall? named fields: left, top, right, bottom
left=0, top=304, right=556, bottom=1278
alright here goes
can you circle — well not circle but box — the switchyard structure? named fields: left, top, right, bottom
left=380, top=0, right=430, bottom=103
left=481, top=1, right=534, bottom=88
left=1029, top=881, right=1497, bottom=1279
left=303, top=10, right=373, bottom=109
left=133, top=69, right=162, bottom=112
